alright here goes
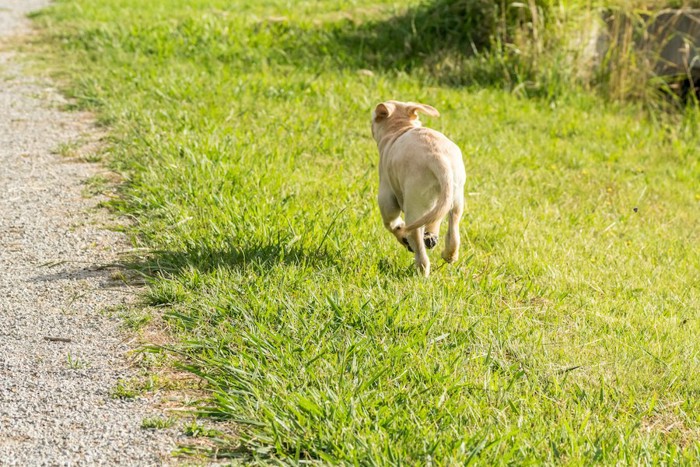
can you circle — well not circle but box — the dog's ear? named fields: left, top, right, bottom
left=374, top=102, right=394, bottom=121
left=407, top=103, right=440, bottom=119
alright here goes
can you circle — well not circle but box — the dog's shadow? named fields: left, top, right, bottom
left=122, top=240, right=341, bottom=280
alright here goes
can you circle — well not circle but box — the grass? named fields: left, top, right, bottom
left=183, top=421, right=224, bottom=439
left=66, top=353, right=89, bottom=370
left=31, top=0, right=700, bottom=463
left=141, top=416, right=176, bottom=430
left=111, top=378, right=140, bottom=400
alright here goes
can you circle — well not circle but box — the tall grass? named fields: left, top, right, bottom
left=358, top=0, right=700, bottom=104
left=495, top=0, right=700, bottom=104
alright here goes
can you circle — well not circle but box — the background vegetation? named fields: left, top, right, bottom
left=32, top=0, right=700, bottom=463
left=348, top=0, right=700, bottom=103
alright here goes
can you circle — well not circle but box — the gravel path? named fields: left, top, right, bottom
left=0, top=2, right=179, bottom=464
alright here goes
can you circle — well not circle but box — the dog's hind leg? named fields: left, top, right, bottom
left=407, top=226, right=430, bottom=277
left=442, top=196, right=463, bottom=263
left=378, top=183, right=410, bottom=249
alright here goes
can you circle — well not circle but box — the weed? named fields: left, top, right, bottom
left=81, top=174, right=110, bottom=196
left=141, top=416, right=176, bottom=430
left=66, top=353, right=89, bottom=370
left=119, top=307, right=152, bottom=332
left=111, top=379, right=140, bottom=400
left=183, top=421, right=223, bottom=438
left=54, top=140, right=80, bottom=158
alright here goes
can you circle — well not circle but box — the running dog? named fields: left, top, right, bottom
left=371, top=100, right=466, bottom=277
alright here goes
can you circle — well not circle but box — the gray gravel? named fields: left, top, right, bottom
left=0, top=2, right=179, bottom=465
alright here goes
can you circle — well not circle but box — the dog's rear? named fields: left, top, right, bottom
left=372, top=100, right=466, bottom=277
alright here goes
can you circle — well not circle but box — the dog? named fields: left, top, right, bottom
left=371, top=100, right=466, bottom=277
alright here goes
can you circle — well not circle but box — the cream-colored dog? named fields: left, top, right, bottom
left=371, top=100, right=466, bottom=277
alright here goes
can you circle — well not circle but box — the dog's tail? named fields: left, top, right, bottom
left=403, top=159, right=453, bottom=232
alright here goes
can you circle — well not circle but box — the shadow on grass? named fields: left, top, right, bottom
left=254, top=0, right=506, bottom=87
left=123, top=241, right=342, bottom=279
left=328, top=0, right=495, bottom=70
left=56, top=1, right=518, bottom=91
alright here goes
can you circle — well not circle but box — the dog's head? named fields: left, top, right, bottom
left=371, top=100, right=440, bottom=142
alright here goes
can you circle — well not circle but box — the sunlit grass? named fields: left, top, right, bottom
left=32, top=0, right=700, bottom=463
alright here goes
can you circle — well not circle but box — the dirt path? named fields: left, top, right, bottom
left=0, top=2, right=178, bottom=464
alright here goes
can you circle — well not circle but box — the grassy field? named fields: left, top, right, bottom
left=32, top=0, right=700, bottom=463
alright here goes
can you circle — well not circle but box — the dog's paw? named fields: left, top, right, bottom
left=424, top=233, right=438, bottom=249
left=441, top=251, right=458, bottom=263
left=401, top=237, right=414, bottom=252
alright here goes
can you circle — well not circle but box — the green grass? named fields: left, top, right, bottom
left=66, top=353, right=89, bottom=370
left=32, top=0, right=700, bottom=463
left=141, top=416, right=176, bottom=430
